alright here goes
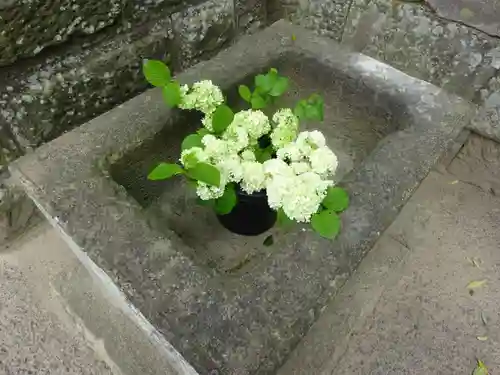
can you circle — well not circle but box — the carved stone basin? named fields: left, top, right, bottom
left=11, top=21, right=474, bottom=375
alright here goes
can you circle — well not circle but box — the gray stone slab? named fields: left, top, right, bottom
left=276, top=235, right=411, bottom=375
left=2, top=222, right=197, bottom=375
left=0, top=229, right=117, bottom=375
left=0, top=176, right=39, bottom=242
left=0, top=0, right=182, bottom=66
left=296, top=0, right=353, bottom=41
left=171, top=0, right=235, bottom=70
left=447, top=133, right=500, bottom=195
left=10, top=21, right=475, bottom=374
left=342, top=0, right=499, bottom=101
left=468, top=73, right=500, bottom=142
left=235, top=0, right=266, bottom=34
left=427, top=0, right=500, bottom=38
left=0, top=17, right=173, bottom=153
left=280, top=169, right=500, bottom=374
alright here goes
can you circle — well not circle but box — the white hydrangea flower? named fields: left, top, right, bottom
left=272, top=108, right=299, bottom=129
left=179, top=80, right=224, bottom=115
left=265, top=170, right=334, bottom=222
left=295, top=130, right=326, bottom=158
left=241, top=149, right=256, bottom=161
left=309, top=147, right=338, bottom=177
left=180, top=147, right=207, bottom=169
left=299, top=171, right=334, bottom=197
left=265, top=176, right=290, bottom=210
left=276, top=142, right=303, bottom=162
left=231, top=110, right=271, bottom=142
left=180, top=84, right=189, bottom=98
left=240, top=161, right=266, bottom=194
left=263, top=158, right=293, bottom=179
left=280, top=172, right=333, bottom=222
left=223, top=124, right=249, bottom=152
left=202, top=114, right=213, bottom=131
left=202, top=134, right=234, bottom=163
left=217, top=155, right=243, bottom=184
left=291, top=162, right=311, bottom=175
left=196, top=182, right=225, bottom=200
left=270, top=124, right=297, bottom=149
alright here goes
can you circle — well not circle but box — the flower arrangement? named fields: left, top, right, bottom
left=143, top=60, right=349, bottom=239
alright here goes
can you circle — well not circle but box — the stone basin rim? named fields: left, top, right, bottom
left=10, top=20, right=475, bottom=375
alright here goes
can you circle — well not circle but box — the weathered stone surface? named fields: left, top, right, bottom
left=3, top=223, right=199, bottom=375
left=267, top=0, right=300, bottom=23
left=235, top=0, right=266, bottom=34
left=447, top=133, right=500, bottom=195
left=11, top=22, right=475, bottom=374
left=0, top=17, right=173, bottom=152
left=342, top=0, right=500, bottom=101
left=427, top=0, right=500, bottom=38
left=0, top=244, right=116, bottom=375
left=280, top=168, right=500, bottom=374
left=171, top=0, right=234, bottom=69
left=297, top=0, right=353, bottom=41
left=0, top=176, right=38, bottom=242
left=0, top=0, right=181, bottom=67
left=468, top=72, right=500, bottom=142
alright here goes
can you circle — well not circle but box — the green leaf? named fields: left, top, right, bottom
left=215, top=184, right=237, bottom=215
left=311, top=209, right=341, bottom=240
left=162, top=81, right=181, bottom=107
left=238, top=85, right=252, bottom=102
left=269, top=77, right=289, bottom=97
left=473, top=359, right=488, bottom=375
left=255, top=74, right=278, bottom=94
left=212, top=104, right=234, bottom=134
left=323, top=187, right=349, bottom=212
left=143, top=60, right=171, bottom=87
left=255, top=148, right=273, bottom=163
left=251, top=94, right=267, bottom=109
left=277, top=208, right=294, bottom=228
left=466, top=280, right=487, bottom=290
left=197, top=128, right=211, bottom=137
left=181, top=133, right=203, bottom=151
left=294, top=101, right=306, bottom=120
left=148, top=163, right=183, bottom=181
left=186, top=162, right=221, bottom=187
left=307, top=94, right=324, bottom=121
left=263, top=235, right=274, bottom=247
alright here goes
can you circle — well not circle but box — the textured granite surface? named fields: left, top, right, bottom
left=342, top=0, right=500, bottom=102
left=427, top=0, right=500, bottom=37
left=11, top=21, right=475, bottom=375
left=0, top=0, right=266, bottom=244
left=171, top=0, right=234, bottom=70
left=278, top=147, right=500, bottom=374
left=298, top=0, right=353, bottom=41
left=0, top=0, right=185, bottom=67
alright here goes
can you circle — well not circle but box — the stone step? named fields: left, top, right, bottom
left=277, top=133, right=500, bottom=374
left=0, top=222, right=198, bottom=375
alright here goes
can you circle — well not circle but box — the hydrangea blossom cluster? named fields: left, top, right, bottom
left=179, top=80, right=224, bottom=129
left=176, top=83, right=339, bottom=223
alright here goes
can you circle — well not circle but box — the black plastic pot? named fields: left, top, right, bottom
left=217, top=186, right=277, bottom=236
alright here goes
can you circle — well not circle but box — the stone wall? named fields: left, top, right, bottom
left=295, top=0, right=500, bottom=142
left=0, top=0, right=272, bottom=241
left=5, top=0, right=500, bottom=241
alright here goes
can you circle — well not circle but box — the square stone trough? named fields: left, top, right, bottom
left=11, top=21, right=475, bottom=375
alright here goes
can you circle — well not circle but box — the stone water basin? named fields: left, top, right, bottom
left=11, top=21, right=474, bottom=375
left=111, top=54, right=397, bottom=274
